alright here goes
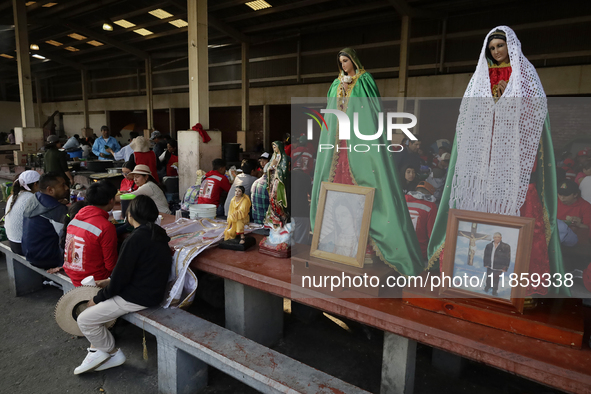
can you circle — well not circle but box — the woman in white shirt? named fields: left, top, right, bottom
left=126, top=164, right=171, bottom=214
left=3, top=171, right=41, bottom=254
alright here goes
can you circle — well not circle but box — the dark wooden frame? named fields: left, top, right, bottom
left=440, top=209, right=535, bottom=313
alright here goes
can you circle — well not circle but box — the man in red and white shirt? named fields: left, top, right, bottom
left=557, top=180, right=591, bottom=242
left=197, top=159, right=231, bottom=216
left=405, top=181, right=438, bottom=261
left=63, top=181, right=118, bottom=287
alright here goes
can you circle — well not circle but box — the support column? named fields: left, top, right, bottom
left=224, top=279, right=283, bottom=347
left=81, top=70, right=92, bottom=138
left=380, top=332, right=416, bottom=394
left=5, top=253, right=44, bottom=297
left=187, top=0, right=209, bottom=129
left=263, top=104, right=270, bottom=151
left=146, top=56, right=154, bottom=132
left=35, top=77, right=43, bottom=128
left=169, top=108, right=176, bottom=139
left=241, top=42, right=250, bottom=134
left=13, top=0, right=35, bottom=128
left=397, top=15, right=411, bottom=114
left=296, top=40, right=301, bottom=84
left=157, top=339, right=208, bottom=394
left=438, top=18, right=447, bottom=73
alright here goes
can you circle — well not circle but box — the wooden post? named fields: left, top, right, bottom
left=241, top=42, right=250, bottom=133
left=35, top=77, right=42, bottom=128
left=13, top=0, right=35, bottom=128
left=397, top=15, right=411, bottom=133
left=146, top=56, right=154, bottom=132
left=439, top=18, right=447, bottom=74
left=81, top=70, right=90, bottom=129
left=187, top=0, right=209, bottom=129
left=263, top=104, right=270, bottom=152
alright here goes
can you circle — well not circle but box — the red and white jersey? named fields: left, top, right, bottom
left=405, top=194, right=438, bottom=260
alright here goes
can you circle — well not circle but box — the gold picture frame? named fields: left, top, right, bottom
left=310, top=182, right=375, bottom=268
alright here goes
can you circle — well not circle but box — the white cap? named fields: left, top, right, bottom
left=259, top=152, right=270, bottom=159
left=18, top=170, right=41, bottom=191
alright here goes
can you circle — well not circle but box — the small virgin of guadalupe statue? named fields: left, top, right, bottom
left=259, top=140, right=292, bottom=258
left=219, top=186, right=255, bottom=251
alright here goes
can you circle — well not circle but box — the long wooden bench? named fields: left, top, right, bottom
left=0, top=241, right=370, bottom=394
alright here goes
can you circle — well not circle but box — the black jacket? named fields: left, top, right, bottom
left=483, top=241, right=511, bottom=271
left=94, top=224, right=172, bottom=307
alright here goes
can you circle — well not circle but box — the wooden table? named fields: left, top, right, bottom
left=190, top=235, right=591, bottom=394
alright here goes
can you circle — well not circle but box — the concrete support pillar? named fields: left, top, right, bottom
left=35, top=77, right=43, bottom=128
left=432, top=348, right=465, bottom=379
left=13, top=0, right=35, bottom=128
left=157, top=339, right=208, bottom=394
left=397, top=15, right=411, bottom=114
left=178, top=129, right=221, bottom=195
left=380, top=332, right=416, bottom=394
left=5, top=252, right=44, bottom=297
left=438, top=18, right=447, bottom=73
left=296, top=40, right=301, bottom=84
left=81, top=70, right=90, bottom=129
left=169, top=108, right=176, bottom=139
left=187, top=0, right=209, bottom=129
left=241, top=42, right=249, bottom=133
left=263, top=104, right=270, bottom=151
left=146, top=57, right=154, bottom=132
left=224, top=279, right=283, bottom=347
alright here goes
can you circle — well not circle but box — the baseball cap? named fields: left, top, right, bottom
left=416, top=181, right=436, bottom=195
left=150, top=130, right=162, bottom=140
left=440, top=152, right=451, bottom=161
left=577, top=148, right=589, bottom=157
left=259, top=152, right=270, bottom=159
left=557, top=180, right=579, bottom=196
left=47, top=135, right=59, bottom=143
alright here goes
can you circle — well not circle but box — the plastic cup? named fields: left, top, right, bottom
left=81, top=276, right=96, bottom=286
left=112, top=210, right=122, bottom=221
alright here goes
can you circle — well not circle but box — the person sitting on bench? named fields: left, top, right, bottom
left=22, top=172, right=69, bottom=272
left=63, top=181, right=118, bottom=287
left=3, top=170, right=40, bottom=255
left=74, top=195, right=173, bottom=374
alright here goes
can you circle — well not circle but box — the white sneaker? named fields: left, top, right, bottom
left=94, top=349, right=126, bottom=371
left=74, top=348, right=110, bottom=375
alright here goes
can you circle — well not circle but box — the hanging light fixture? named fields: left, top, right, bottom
left=102, top=20, right=113, bottom=31
left=30, top=43, right=40, bottom=50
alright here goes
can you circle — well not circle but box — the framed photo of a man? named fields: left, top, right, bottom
left=310, top=182, right=375, bottom=268
left=440, top=209, right=535, bottom=313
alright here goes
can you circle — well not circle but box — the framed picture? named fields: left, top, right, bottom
left=310, top=182, right=375, bottom=268
left=440, top=209, right=535, bottom=313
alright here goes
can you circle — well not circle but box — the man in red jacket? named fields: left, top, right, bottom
left=198, top=158, right=231, bottom=217
left=63, top=181, right=118, bottom=287
left=405, top=181, right=438, bottom=262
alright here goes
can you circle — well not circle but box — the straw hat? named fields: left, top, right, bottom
left=130, top=136, right=150, bottom=152
left=54, top=286, right=116, bottom=336
left=129, top=164, right=152, bottom=176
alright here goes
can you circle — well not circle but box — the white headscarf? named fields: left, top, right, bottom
left=449, top=26, right=547, bottom=216
left=18, top=170, right=40, bottom=191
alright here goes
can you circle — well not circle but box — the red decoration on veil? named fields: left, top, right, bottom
left=192, top=123, right=211, bottom=143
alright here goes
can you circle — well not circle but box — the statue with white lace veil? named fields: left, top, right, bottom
left=427, top=26, right=568, bottom=296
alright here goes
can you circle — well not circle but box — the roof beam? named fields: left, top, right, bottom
left=35, top=49, right=87, bottom=70
left=242, top=2, right=391, bottom=34
left=209, top=15, right=251, bottom=43
left=224, top=0, right=334, bottom=22
left=387, top=0, right=442, bottom=18
left=56, top=19, right=149, bottom=59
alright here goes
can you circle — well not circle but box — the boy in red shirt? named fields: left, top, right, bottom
left=557, top=180, right=591, bottom=242
left=405, top=181, right=438, bottom=261
left=197, top=158, right=231, bottom=217
left=63, top=181, right=118, bottom=286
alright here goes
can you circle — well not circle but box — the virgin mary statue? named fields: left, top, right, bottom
left=310, top=48, right=424, bottom=276
left=427, top=26, right=568, bottom=295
